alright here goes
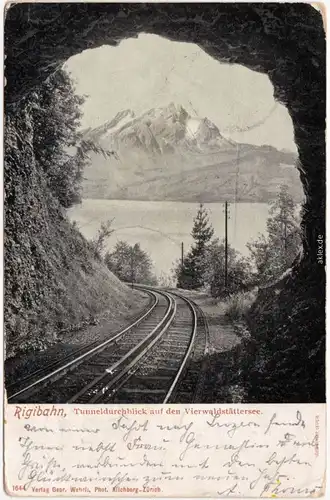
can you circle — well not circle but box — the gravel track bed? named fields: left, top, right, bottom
left=5, top=290, right=151, bottom=388
left=110, top=297, right=194, bottom=403
left=13, top=293, right=171, bottom=403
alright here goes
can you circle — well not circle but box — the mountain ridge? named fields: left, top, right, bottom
left=81, top=103, right=303, bottom=203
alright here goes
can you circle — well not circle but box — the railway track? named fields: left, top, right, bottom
left=7, top=287, right=209, bottom=404
left=6, top=290, right=157, bottom=398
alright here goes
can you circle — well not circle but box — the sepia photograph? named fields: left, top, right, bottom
left=4, top=2, right=325, bottom=406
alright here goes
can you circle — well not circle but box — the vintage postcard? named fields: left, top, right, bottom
left=3, top=1, right=326, bottom=498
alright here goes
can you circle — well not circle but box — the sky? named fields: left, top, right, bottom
left=65, top=33, right=297, bottom=153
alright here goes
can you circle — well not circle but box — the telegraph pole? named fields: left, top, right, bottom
left=130, top=247, right=134, bottom=289
left=224, top=201, right=229, bottom=291
left=181, top=242, right=184, bottom=270
left=234, top=144, right=240, bottom=242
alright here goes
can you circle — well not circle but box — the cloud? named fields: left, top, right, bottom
left=65, top=34, right=297, bottom=153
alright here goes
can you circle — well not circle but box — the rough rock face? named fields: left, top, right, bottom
left=4, top=99, right=144, bottom=359
left=4, top=3, right=325, bottom=401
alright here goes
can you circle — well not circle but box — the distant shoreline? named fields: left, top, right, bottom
left=68, top=199, right=301, bottom=277
left=80, top=197, right=304, bottom=205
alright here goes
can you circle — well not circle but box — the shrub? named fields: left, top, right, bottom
left=224, top=289, right=257, bottom=322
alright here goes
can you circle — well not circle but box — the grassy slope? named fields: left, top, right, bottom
left=6, top=207, right=146, bottom=359
left=177, top=278, right=324, bottom=404
left=5, top=107, right=146, bottom=360
left=172, top=289, right=249, bottom=403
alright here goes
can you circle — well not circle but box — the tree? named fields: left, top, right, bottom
left=31, top=68, right=114, bottom=208
left=89, top=219, right=114, bottom=260
left=158, top=272, right=175, bottom=288
left=176, top=204, right=214, bottom=289
left=204, top=239, right=253, bottom=297
left=247, top=185, right=301, bottom=284
left=105, top=241, right=158, bottom=285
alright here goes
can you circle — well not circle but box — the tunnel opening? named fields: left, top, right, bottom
left=4, top=3, right=325, bottom=402
left=5, top=3, right=325, bottom=265
left=64, top=33, right=304, bottom=282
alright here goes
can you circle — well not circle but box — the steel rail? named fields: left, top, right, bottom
left=190, top=301, right=210, bottom=403
left=135, top=286, right=208, bottom=405
left=6, top=291, right=156, bottom=395
left=68, top=290, right=176, bottom=403
left=162, top=291, right=198, bottom=403
left=96, top=287, right=208, bottom=405
left=7, top=290, right=159, bottom=402
left=131, top=285, right=203, bottom=404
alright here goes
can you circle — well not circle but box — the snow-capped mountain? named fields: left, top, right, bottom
left=83, top=103, right=233, bottom=153
left=81, top=103, right=303, bottom=203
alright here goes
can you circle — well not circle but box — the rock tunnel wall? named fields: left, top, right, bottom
left=4, top=3, right=326, bottom=401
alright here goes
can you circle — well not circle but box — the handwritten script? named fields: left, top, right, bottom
left=5, top=404, right=325, bottom=497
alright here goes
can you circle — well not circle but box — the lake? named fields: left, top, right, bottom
left=68, top=199, right=271, bottom=278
